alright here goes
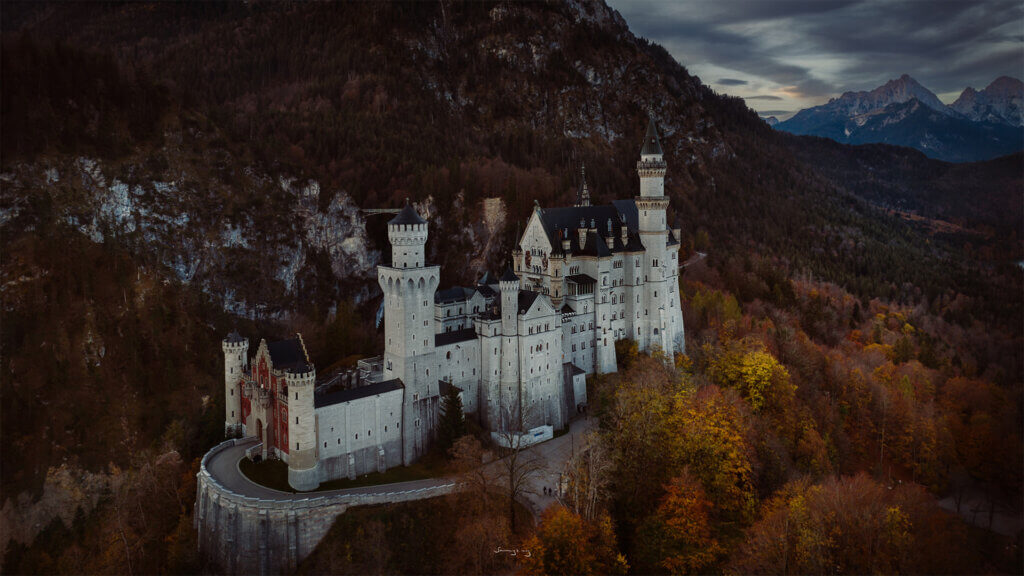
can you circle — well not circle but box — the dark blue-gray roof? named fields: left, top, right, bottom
left=435, top=286, right=475, bottom=304
left=267, top=337, right=308, bottom=371
left=225, top=330, right=246, bottom=343
left=315, top=378, right=403, bottom=408
left=641, top=116, right=663, bottom=156
left=500, top=267, right=519, bottom=282
left=518, top=290, right=542, bottom=314
left=389, top=203, right=426, bottom=226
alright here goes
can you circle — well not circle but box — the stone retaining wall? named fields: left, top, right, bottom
left=194, top=439, right=456, bottom=575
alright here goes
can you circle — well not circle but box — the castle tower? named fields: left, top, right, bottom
left=636, top=116, right=673, bottom=353
left=286, top=361, right=318, bottom=491
left=378, top=202, right=440, bottom=465
left=498, top=266, right=521, bottom=431
left=222, top=331, right=248, bottom=437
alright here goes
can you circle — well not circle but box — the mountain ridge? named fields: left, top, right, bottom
left=776, top=74, right=1024, bottom=161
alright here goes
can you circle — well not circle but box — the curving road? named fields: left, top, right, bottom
left=205, top=438, right=453, bottom=500
left=206, top=417, right=596, bottom=509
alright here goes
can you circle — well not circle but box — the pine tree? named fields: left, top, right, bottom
left=438, top=383, right=466, bottom=453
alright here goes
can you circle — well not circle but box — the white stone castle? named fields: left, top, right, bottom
left=222, top=118, right=685, bottom=490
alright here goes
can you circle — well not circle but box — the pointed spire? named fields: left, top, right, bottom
left=640, top=115, right=663, bottom=156
left=576, top=162, right=590, bottom=207
left=389, top=199, right=426, bottom=225
left=500, top=265, right=519, bottom=283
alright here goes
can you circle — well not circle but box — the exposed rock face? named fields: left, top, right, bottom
left=776, top=75, right=1024, bottom=162
left=951, top=76, right=1024, bottom=127
left=3, top=153, right=381, bottom=319
left=0, top=465, right=114, bottom=550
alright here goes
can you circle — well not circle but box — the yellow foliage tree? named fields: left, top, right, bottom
left=668, top=386, right=756, bottom=523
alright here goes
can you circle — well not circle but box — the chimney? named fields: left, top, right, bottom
left=577, top=220, right=587, bottom=248
left=605, top=219, right=614, bottom=249
left=562, top=228, right=571, bottom=252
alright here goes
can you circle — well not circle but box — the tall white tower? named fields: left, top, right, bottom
left=222, top=331, right=248, bottom=437
left=636, top=117, right=673, bottom=354
left=286, top=361, right=318, bottom=491
left=498, top=266, right=521, bottom=431
left=378, top=202, right=439, bottom=465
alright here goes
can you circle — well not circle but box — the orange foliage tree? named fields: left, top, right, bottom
left=519, top=507, right=627, bottom=576
left=635, top=471, right=723, bottom=574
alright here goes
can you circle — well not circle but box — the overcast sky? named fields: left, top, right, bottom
left=607, top=0, right=1024, bottom=119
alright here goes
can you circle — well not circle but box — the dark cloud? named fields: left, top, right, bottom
left=718, top=78, right=748, bottom=86
left=744, top=95, right=783, bottom=101
left=608, top=0, right=1024, bottom=109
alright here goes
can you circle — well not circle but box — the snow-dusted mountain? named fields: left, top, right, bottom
left=776, top=75, right=1024, bottom=162
left=951, top=76, right=1023, bottom=127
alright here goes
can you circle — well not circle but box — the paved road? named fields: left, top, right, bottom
left=206, top=416, right=596, bottom=510
left=520, top=416, right=597, bottom=515
left=205, top=438, right=452, bottom=500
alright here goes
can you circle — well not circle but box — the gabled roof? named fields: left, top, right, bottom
left=477, top=271, right=495, bottom=285
left=561, top=303, right=576, bottom=314
left=518, top=290, right=540, bottom=314
left=641, top=116, right=663, bottom=156
left=315, top=378, right=403, bottom=408
left=477, top=284, right=497, bottom=299
left=389, top=203, right=426, bottom=226
left=267, top=337, right=308, bottom=371
left=611, top=199, right=639, bottom=231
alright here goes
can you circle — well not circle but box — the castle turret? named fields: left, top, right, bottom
left=222, top=331, right=249, bottom=437
left=498, top=266, right=521, bottom=430
left=378, top=201, right=440, bottom=465
left=635, top=116, right=684, bottom=357
left=286, top=361, right=318, bottom=491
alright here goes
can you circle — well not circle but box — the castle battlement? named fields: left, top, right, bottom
left=222, top=117, right=685, bottom=490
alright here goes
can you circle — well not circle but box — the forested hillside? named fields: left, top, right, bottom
left=1, top=1, right=1020, bottom=573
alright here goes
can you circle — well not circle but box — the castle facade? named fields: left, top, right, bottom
left=223, top=119, right=685, bottom=490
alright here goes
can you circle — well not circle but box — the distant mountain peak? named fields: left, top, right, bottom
left=827, top=73, right=950, bottom=118
left=776, top=74, right=1024, bottom=161
left=951, top=75, right=1023, bottom=127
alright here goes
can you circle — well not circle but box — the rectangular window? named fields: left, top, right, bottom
left=295, top=417, right=299, bottom=424
left=296, top=442, right=300, bottom=450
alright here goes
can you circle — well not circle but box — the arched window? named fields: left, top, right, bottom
left=446, top=351, right=451, bottom=360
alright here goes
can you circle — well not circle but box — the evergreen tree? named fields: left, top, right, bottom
left=438, top=383, right=466, bottom=453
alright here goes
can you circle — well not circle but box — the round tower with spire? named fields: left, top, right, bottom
left=378, top=200, right=440, bottom=465
left=635, top=116, right=674, bottom=354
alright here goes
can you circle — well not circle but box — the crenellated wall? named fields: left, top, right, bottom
left=194, top=439, right=457, bottom=575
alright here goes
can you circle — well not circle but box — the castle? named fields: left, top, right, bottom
left=222, top=118, right=685, bottom=490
